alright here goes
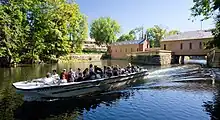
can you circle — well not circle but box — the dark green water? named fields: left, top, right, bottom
left=0, top=60, right=219, bottom=120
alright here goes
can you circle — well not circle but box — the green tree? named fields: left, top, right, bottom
left=90, top=17, right=120, bottom=45
left=117, top=34, right=135, bottom=42
left=0, top=0, right=29, bottom=63
left=129, top=26, right=144, bottom=40
left=166, top=30, right=179, bottom=36
left=0, top=0, right=88, bottom=64
left=191, top=0, right=220, bottom=48
left=146, top=25, right=166, bottom=47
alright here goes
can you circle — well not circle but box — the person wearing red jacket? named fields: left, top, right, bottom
left=60, top=69, right=68, bottom=80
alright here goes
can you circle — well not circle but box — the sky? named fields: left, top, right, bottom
left=76, top=0, right=215, bottom=34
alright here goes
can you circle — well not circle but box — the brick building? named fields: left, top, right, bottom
left=110, top=39, right=150, bottom=59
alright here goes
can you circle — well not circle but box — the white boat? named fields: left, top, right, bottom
left=12, top=69, right=149, bottom=101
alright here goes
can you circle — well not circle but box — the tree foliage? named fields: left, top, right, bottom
left=166, top=30, right=179, bottom=36
left=117, top=34, right=135, bottom=42
left=146, top=25, right=166, bottom=47
left=90, top=17, right=120, bottom=45
left=146, top=25, right=179, bottom=48
left=128, top=26, right=144, bottom=40
left=0, top=0, right=88, bottom=63
left=117, top=26, right=145, bottom=42
left=191, top=0, right=220, bottom=48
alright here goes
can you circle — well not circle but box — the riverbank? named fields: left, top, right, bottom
left=58, top=53, right=104, bottom=63
left=0, top=53, right=109, bottom=67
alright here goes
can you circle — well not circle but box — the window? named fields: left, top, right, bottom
left=137, top=48, right=139, bottom=51
left=189, top=43, right=192, bottom=49
left=199, top=42, right=202, bottom=49
left=164, top=44, right=166, bottom=50
left=180, top=43, right=183, bottom=50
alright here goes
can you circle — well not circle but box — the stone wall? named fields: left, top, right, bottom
left=130, top=50, right=172, bottom=65
left=70, top=53, right=103, bottom=61
left=207, top=48, right=220, bottom=67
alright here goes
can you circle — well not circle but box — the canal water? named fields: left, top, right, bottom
left=0, top=60, right=219, bottom=120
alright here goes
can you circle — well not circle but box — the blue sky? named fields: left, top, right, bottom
left=76, top=0, right=214, bottom=34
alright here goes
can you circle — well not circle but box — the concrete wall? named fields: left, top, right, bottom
left=207, top=49, right=220, bottom=67
left=160, top=38, right=211, bottom=56
left=130, top=50, right=172, bottom=65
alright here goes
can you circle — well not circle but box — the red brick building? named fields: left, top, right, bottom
left=110, top=39, right=150, bottom=59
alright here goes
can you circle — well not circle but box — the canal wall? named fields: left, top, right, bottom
left=207, top=48, right=220, bottom=67
left=59, top=53, right=104, bottom=63
left=129, top=50, right=172, bottom=65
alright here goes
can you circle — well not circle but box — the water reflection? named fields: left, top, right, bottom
left=0, top=61, right=220, bottom=120
left=203, top=88, right=220, bottom=120
left=14, top=91, right=134, bottom=120
left=0, top=81, right=23, bottom=120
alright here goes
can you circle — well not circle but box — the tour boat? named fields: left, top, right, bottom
left=12, top=69, right=148, bottom=101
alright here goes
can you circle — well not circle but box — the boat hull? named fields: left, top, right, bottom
left=13, top=70, right=148, bottom=100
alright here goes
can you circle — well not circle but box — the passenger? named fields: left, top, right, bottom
left=94, top=65, right=103, bottom=78
left=103, top=66, right=107, bottom=77
left=118, top=68, right=121, bottom=75
left=44, top=72, right=53, bottom=84
left=52, top=70, right=59, bottom=80
left=46, top=72, right=51, bottom=78
left=126, top=63, right=132, bottom=73
left=120, top=68, right=126, bottom=74
left=60, top=69, right=68, bottom=80
left=131, top=66, right=136, bottom=73
left=112, top=65, right=119, bottom=76
left=89, top=64, right=96, bottom=79
left=68, top=68, right=75, bottom=82
left=136, top=66, right=140, bottom=72
left=75, top=68, right=82, bottom=78
left=83, top=68, right=90, bottom=80
left=106, top=66, right=113, bottom=77
left=76, top=72, right=84, bottom=82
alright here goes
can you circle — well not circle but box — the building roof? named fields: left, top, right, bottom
left=162, top=30, right=214, bottom=42
left=111, top=39, right=146, bottom=46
